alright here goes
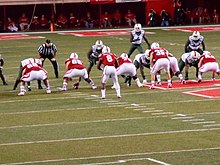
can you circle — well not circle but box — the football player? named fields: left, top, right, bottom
left=87, top=40, right=105, bottom=76
left=17, top=58, right=51, bottom=96
left=178, top=51, right=200, bottom=80
left=114, top=53, right=143, bottom=88
left=197, top=51, right=220, bottom=82
left=0, top=54, right=8, bottom=85
left=185, top=31, right=205, bottom=55
left=97, top=46, right=121, bottom=99
left=127, top=23, right=151, bottom=58
left=149, top=42, right=172, bottom=89
left=60, top=52, right=97, bottom=91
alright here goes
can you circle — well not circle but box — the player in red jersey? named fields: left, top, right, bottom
left=18, top=58, right=51, bottom=96
left=198, top=51, right=220, bottom=82
left=116, top=53, right=142, bottom=87
left=97, top=46, right=121, bottom=99
left=149, top=42, right=172, bottom=89
left=61, top=53, right=97, bottom=91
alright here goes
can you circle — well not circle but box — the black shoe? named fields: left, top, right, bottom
left=3, top=82, right=8, bottom=85
left=27, top=86, right=32, bottom=91
left=185, top=77, right=189, bottom=80
left=38, top=86, right=43, bottom=89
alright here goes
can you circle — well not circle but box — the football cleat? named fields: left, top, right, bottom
left=18, top=92, right=25, bottom=96
left=38, top=85, right=43, bottom=89
left=46, top=89, right=51, bottom=94
left=149, top=85, right=155, bottom=89
left=27, top=86, right=32, bottom=91
left=198, top=79, right=202, bottom=83
left=117, top=95, right=121, bottom=98
left=181, top=79, right=186, bottom=84
left=60, top=87, right=67, bottom=91
left=156, top=81, right=162, bottom=86
left=142, top=79, right=147, bottom=84
left=167, top=83, right=172, bottom=88
left=92, top=85, right=97, bottom=89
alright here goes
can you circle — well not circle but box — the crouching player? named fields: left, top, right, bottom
left=18, top=58, right=51, bottom=96
left=116, top=53, right=143, bottom=87
left=61, top=52, right=97, bottom=91
left=149, top=42, right=172, bottom=89
left=198, top=51, right=220, bottom=82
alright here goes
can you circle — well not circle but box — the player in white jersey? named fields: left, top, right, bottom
left=127, top=23, right=150, bottom=57
left=185, top=31, right=205, bottom=55
left=178, top=51, right=200, bottom=80
left=18, top=58, right=51, bottom=96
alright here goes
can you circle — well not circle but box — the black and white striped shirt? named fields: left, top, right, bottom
left=38, top=43, right=57, bottom=56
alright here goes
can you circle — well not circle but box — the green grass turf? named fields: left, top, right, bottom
left=0, top=27, right=220, bottom=164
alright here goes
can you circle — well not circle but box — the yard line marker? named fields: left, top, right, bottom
left=172, top=116, right=194, bottom=120
left=192, top=121, right=216, bottom=125
left=82, top=157, right=170, bottom=165
left=133, top=108, right=147, bottom=111
left=1, top=147, right=219, bottom=165
left=203, top=124, right=220, bottom=127
left=182, top=119, right=205, bottom=122
left=2, top=128, right=220, bottom=146
left=147, top=158, right=171, bottom=165
left=152, top=112, right=174, bottom=115
left=142, top=110, right=163, bottom=113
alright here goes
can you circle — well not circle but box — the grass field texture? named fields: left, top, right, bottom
left=0, top=26, right=220, bottom=165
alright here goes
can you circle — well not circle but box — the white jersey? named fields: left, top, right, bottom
left=133, top=53, right=144, bottom=63
left=188, top=35, right=204, bottom=50
left=181, top=52, right=197, bottom=64
left=91, top=44, right=106, bottom=58
left=131, top=30, right=145, bottom=45
left=21, top=58, right=42, bottom=67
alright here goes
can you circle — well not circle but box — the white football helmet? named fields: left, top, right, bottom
left=95, top=40, right=104, bottom=50
left=102, top=46, right=111, bottom=53
left=70, top=52, right=78, bottom=59
left=190, top=51, right=200, bottom=60
left=151, top=42, right=160, bottom=49
left=134, top=23, right=142, bottom=32
left=120, top=53, right=128, bottom=58
left=192, top=31, right=200, bottom=40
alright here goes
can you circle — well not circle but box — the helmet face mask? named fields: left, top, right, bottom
left=192, top=31, right=200, bottom=41
left=134, top=23, right=142, bottom=32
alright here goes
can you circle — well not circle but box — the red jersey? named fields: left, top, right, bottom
left=99, top=53, right=117, bottom=66
left=65, top=58, right=85, bottom=70
left=117, top=56, right=132, bottom=66
left=200, top=53, right=216, bottom=65
left=150, top=48, right=168, bottom=61
left=23, top=62, right=42, bottom=75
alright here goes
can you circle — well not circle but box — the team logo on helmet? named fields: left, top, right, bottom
left=190, top=51, right=200, bottom=60
left=120, top=53, right=128, bottom=58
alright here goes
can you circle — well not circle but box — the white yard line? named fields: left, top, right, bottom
left=1, top=128, right=220, bottom=146
left=1, top=147, right=220, bottom=165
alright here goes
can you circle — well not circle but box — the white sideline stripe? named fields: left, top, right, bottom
left=152, top=112, right=174, bottom=115
left=82, top=157, right=170, bottom=165
left=142, top=110, right=163, bottom=113
left=1, top=147, right=220, bottom=165
left=203, top=124, right=220, bottom=127
left=183, top=119, right=205, bottom=122
left=1, top=128, right=220, bottom=146
left=147, top=158, right=171, bottom=165
left=192, top=121, right=216, bottom=125
left=172, top=116, right=194, bottom=120
left=0, top=116, right=154, bottom=130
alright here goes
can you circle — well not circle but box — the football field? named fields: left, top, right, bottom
left=0, top=26, right=220, bottom=165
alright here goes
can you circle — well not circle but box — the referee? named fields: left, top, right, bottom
left=37, top=39, right=59, bottom=88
